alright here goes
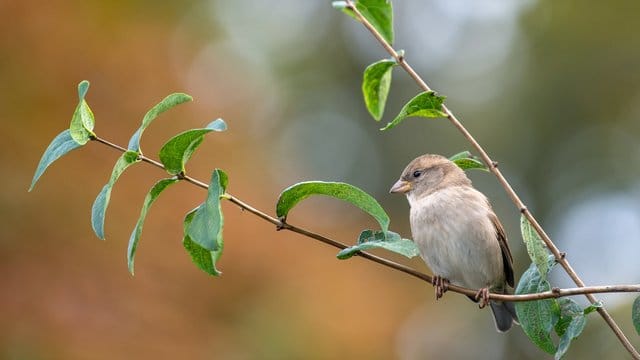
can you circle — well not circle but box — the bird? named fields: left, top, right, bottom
left=390, top=154, right=518, bottom=332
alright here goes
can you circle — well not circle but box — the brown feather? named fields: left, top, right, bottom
left=490, top=213, right=514, bottom=287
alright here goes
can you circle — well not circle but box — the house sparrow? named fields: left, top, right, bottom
left=390, top=154, right=518, bottom=332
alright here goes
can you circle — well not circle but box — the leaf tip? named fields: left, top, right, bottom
left=78, top=80, right=90, bottom=100
left=91, top=186, right=111, bottom=240
left=127, top=250, right=134, bottom=273
left=336, top=248, right=353, bottom=260
left=207, top=118, right=227, bottom=132
left=180, top=94, right=194, bottom=104
left=331, top=1, right=348, bottom=10
left=95, top=230, right=106, bottom=241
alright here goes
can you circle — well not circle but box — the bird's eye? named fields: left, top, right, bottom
left=412, top=170, right=422, bottom=178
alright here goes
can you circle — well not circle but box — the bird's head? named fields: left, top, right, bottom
left=390, top=154, right=470, bottom=202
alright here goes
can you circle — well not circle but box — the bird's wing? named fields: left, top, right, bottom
left=490, top=213, right=514, bottom=287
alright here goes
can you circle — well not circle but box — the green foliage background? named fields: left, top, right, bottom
left=3, top=1, right=640, bottom=359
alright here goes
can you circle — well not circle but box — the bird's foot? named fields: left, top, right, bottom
left=475, top=287, right=490, bottom=309
left=432, top=275, right=450, bottom=300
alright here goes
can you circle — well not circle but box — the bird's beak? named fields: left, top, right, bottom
left=390, top=179, right=411, bottom=194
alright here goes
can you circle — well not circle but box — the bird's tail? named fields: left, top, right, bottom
left=489, top=298, right=519, bottom=332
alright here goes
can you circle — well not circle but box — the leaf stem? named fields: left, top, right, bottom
left=343, top=1, right=639, bottom=357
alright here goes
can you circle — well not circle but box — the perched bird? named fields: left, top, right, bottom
left=390, top=154, right=518, bottom=332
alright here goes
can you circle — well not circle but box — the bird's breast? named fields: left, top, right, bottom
left=409, top=186, right=504, bottom=289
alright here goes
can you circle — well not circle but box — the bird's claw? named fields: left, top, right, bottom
left=475, top=287, right=490, bottom=308
left=432, top=275, right=449, bottom=300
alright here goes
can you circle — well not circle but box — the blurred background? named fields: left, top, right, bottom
left=3, top=0, right=640, bottom=359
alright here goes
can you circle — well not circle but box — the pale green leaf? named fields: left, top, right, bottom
left=183, top=208, right=223, bottom=276
left=337, top=229, right=418, bottom=259
left=554, top=298, right=582, bottom=337
left=555, top=314, right=586, bottom=360
left=69, top=80, right=95, bottom=144
left=554, top=299, right=588, bottom=360
left=29, top=130, right=84, bottom=191
left=91, top=151, right=141, bottom=239
left=521, top=215, right=552, bottom=277
left=127, top=93, right=193, bottom=152
left=187, top=169, right=227, bottom=251
left=127, top=177, right=180, bottom=274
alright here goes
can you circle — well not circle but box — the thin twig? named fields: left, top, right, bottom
left=90, top=135, right=640, bottom=304
left=342, top=1, right=640, bottom=357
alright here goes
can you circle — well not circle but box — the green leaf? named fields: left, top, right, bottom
left=183, top=208, right=223, bottom=276
left=338, top=0, right=394, bottom=44
left=127, top=93, right=193, bottom=153
left=362, top=59, right=396, bottom=121
left=453, top=158, right=488, bottom=171
left=337, top=229, right=418, bottom=259
left=515, top=259, right=558, bottom=355
left=91, top=150, right=141, bottom=239
left=633, top=296, right=640, bottom=336
left=69, top=80, right=95, bottom=144
left=381, top=91, right=447, bottom=131
left=556, top=315, right=586, bottom=360
left=554, top=298, right=588, bottom=360
left=554, top=298, right=582, bottom=337
left=448, top=151, right=472, bottom=162
left=276, top=181, right=390, bottom=232
left=582, top=301, right=602, bottom=315
left=358, top=0, right=394, bottom=44
left=29, top=130, right=84, bottom=191
left=127, top=177, right=180, bottom=275
left=187, top=169, right=227, bottom=251
left=158, top=119, right=227, bottom=175
left=521, top=215, right=552, bottom=277
left=448, top=151, right=488, bottom=172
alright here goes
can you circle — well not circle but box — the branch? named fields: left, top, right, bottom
left=91, top=135, right=640, bottom=305
left=342, top=1, right=639, bottom=358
